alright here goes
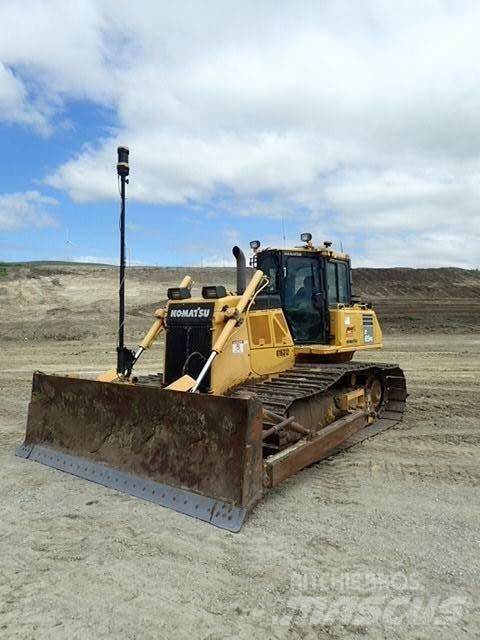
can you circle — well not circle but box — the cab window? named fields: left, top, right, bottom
left=256, top=252, right=279, bottom=293
left=326, top=261, right=350, bottom=306
left=337, top=262, right=349, bottom=303
left=284, top=256, right=321, bottom=307
left=283, top=255, right=324, bottom=343
left=326, top=262, right=338, bottom=304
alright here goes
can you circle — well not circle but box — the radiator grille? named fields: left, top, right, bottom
left=164, top=307, right=213, bottom=391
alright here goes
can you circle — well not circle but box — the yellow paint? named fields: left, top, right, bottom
left=210, top=307, right=295, bottom=393
left=295, top=307, right=382, bottom=357
left=97, top=369, right=120, bottom=383
left=329, top=306, right=382, bottom=349
left=211, top=317, right=252, bottom=394
left=246, top=309, right=295, bottom=377
left=338, top=388, right=365, bottom=411
left=160, top=269, right=383, bottom=394
left=164, top=293, right=296, bottom=394
left=165, top=374, right=196, bottom=391
left=163, top=292, right=252, bottom=394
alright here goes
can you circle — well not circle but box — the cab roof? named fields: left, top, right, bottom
left=256, top=244, right=350, bottom=262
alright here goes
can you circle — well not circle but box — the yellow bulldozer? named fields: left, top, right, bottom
left=17, top=148, right=406, bottom=531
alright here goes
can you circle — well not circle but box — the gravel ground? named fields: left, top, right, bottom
left=1, top=332, right=479, bottom=639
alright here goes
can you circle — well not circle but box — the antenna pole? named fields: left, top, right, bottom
left=116, top=146, right=132, bottom=375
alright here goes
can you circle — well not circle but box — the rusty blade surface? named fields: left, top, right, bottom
left=18, top=372, right=264, bottom=529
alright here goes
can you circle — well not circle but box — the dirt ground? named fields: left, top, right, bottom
left=1, top=265, right=479, bottom=638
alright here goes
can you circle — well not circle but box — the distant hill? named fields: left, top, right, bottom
left=353, top=267, right=480, bottom=299
left=352, top=267, right=480, bottom=332
left=0, top=263, right=478, bottom=340
left=0, top=260, right=113, bottom=269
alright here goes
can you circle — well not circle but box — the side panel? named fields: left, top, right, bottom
left=329, top=308, right=382, bottom=349
left=210, top=308, right=295, bottom=394
left=247, top=309, right=295, bottom=376
left=210, top=320, right=252, bottom=394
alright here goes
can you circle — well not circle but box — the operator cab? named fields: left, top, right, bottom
left=251, top=235, right=352, bottom=345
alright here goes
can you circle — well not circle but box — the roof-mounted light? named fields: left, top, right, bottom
left=250, top=240, right=261, bottom=251
left=202, top=285, right=227, bottom=299
left=300, top=232, right=312, bottom=243
left=167, top=287, right=191, bottom=300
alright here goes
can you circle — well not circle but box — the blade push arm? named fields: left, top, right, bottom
left=131, top=275, right=194, bottom=369
left=190, top=270, right=265, bottom=392
left=97, top=275, right=193, bottom=382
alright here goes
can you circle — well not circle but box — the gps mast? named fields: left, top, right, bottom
left=116, top=145, right=133, bottom=376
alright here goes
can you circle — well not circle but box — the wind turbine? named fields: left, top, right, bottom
left=64, top=229, right=74, bottom=262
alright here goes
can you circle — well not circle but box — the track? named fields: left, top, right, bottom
left=229, top=362, right=407, bottom=451
left=136, top=362, right=407, bottom=455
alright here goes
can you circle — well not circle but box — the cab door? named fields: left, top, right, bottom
left=281, top=254, right=327, bottom=344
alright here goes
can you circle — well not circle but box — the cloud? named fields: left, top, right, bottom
left=223, top=228, right=240, bottom=244
left=126, top=223, right=144, bottom=232
left=360, top=230, right=479, bottom=269
left=1, top=2, right=480, bottom=265
left=74, top=255, right=144, bottom=266
left=0, top=1, right=116, bottom=133
left=0, top=191, right=58, bottom=230
left=74, top=255, right=118, bottom=265
left=0, top=63, right=50, bottom=132
left=195, top=253, right=237, bottom=268
left=319, top=169, right=480, bottom=267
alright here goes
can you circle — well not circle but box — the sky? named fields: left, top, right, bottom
left=0, top=0, right=479, bottom=268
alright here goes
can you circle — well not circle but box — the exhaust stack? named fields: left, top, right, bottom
left=232, top=245, right=246, bottom=295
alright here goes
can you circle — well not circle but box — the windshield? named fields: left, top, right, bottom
left=284, top=255, right=324, bottom=343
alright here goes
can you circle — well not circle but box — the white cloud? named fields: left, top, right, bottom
left=0, top=63, right=49, bottom=132
left=359, top=229, right=480, bottom=269
left=320, top=169, right=480, bottom=267
left=74, top=255, right=144, bottom=266
left=1, top=1, right=480, bottom=265
left=74, top=256, right=118, bottom=265
left=223, top=228, right=240, bottom=244
left=195, top=253, right=237, bottom=268
left=0, top=191, right=58, bottom=230
left=0, top=0, right=115, bottom=132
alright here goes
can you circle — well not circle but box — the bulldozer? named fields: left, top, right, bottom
left=16, top=148, right=406, bottom=531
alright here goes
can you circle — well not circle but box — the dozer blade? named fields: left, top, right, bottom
left=16, top=372, right=264, bottom=531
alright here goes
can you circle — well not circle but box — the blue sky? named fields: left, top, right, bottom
left=0, top=98, right=345, bottom=268
left=0, top=1, right=479, bottom=268
left=0, top=103, right=337, bottom=267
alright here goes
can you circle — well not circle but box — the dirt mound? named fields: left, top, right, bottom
left=353, top=267, right=480, bottom=299
left=351, top=267, right=480, bottom=333
left=0, top=262, right=479, bottom=341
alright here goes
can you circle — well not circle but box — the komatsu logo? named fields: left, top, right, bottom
left=167, top=302, right=214, bottom=324
left=169, top=307, right=211, bottom=319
